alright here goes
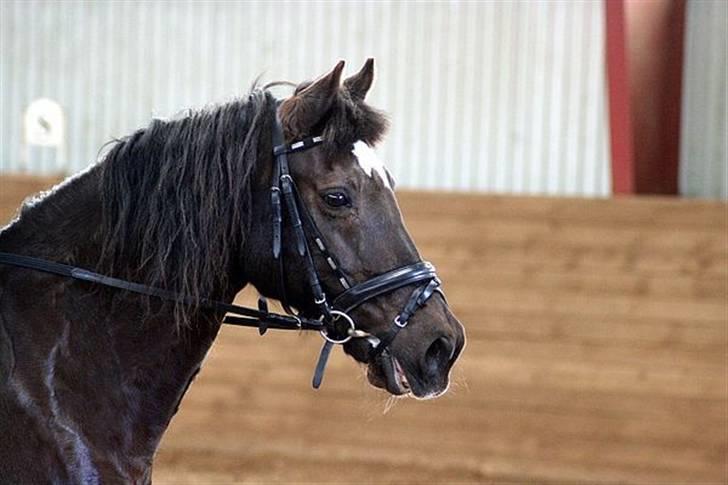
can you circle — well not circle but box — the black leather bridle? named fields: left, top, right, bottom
left=0, top=117, right=443, bottom=388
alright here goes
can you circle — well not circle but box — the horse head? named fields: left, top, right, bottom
left=244, top=60, right=466, bottom=399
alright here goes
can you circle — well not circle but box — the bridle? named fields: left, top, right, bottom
left=256, top=117, right=444, bottom=385
left=0, top=115, right=444, bottom=389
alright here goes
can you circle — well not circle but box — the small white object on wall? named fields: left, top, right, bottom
left=24, top=98, right=65, bottom=147
left=23, top=98, right=67, bottom=172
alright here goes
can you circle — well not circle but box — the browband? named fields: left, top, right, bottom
left=273, top=136, right=324, bottom=156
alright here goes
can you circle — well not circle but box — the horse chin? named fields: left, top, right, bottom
left=366, top=350, right=412, bottom=397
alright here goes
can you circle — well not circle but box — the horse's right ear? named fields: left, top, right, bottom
left=279, top=60, right=345, bottom=139
left=344, top=58, right=375, bottom=101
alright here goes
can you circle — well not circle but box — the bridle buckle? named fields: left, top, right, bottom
left=394, top=315, right=408, bottom=328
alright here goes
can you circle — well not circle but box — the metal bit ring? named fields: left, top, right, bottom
left=320, top=310, right=355, bottom=344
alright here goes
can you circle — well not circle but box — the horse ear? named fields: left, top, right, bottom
left=344, top=58, right=375, bottom=101
left=279, top=60, right=345, bottom=139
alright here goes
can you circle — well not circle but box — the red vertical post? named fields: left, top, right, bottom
left=605, top=0, right=686, bottom=195
left=605, top=0, right=635, bottom=194
left=626, top=0, right=685, bottom=194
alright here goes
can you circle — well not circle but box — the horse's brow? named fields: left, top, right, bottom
left=352, top=141, right=392, bottom=190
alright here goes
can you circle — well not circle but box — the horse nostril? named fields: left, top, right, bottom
left=424, top=336, right=454, bottom=376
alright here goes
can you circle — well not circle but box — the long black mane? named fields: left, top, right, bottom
left=98, top=90, right=276, bottom=326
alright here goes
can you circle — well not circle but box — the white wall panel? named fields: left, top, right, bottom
left=0, top=0, right=611, bottom=196
left=680, top=0, right=728, bottom=199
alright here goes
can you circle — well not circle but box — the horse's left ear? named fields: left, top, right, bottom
left=344, top=58, right=375, bottom=101
left=279, top=60, right=345, bottom=139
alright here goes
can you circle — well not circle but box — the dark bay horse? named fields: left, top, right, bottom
left=0, top=60, right=465, bottom=483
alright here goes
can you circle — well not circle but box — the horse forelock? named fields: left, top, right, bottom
left=320, top=89, right=390, bottom=153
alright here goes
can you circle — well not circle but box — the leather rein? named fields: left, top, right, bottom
left=0, top=117, right=443, bottom=389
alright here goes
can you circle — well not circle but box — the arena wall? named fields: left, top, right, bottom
left=3, top=0, right=611, bottom=195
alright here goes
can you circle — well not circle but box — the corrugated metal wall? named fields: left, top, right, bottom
left=680, top=0, right=727, bottom=200
left=1, top=0, right=611, bottom=195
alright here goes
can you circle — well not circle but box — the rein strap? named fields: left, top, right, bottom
left=0, top=252, right=322, bottom=332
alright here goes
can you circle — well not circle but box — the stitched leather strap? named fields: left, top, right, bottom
left=368, top=278, right=443, bottom=360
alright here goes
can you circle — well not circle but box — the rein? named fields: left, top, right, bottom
left=0, top=116, right=443, bottom=389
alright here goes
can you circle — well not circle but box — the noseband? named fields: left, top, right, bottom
left=0, top=117, right=443, bottom=389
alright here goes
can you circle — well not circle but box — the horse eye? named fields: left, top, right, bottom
left=322, top=191, right=351, bottom=208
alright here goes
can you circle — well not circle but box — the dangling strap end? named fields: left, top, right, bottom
left=312, top=340, right=334, bottom=389
left=257, top=296, right=270, bottom=334
left=257, top=295, right=269, bottom=313
left=295, top=236, right=306, bottom=257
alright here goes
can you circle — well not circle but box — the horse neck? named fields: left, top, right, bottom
left=0, top=167, right=225, bottom=480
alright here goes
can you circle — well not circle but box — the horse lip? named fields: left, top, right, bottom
left=367, top=350, right=410, bottom=396
left=392, top=355, right=411, bottom=392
